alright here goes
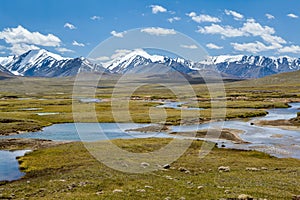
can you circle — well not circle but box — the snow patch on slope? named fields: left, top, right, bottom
left=102, top=49, right=165, bottom=70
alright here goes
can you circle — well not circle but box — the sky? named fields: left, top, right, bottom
left=0, top=0, right=300, bottom=58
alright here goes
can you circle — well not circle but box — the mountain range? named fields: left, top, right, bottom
left=0, top=49, right=106, bottom=77
left=0, top=48, right=299, bottom=79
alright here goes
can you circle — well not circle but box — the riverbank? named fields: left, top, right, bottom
left=255, top=120, right=300, bottom=131
left=0, top=138, right=71, bottom=150
left=255, top=112, right=300, bottom=131
left=169, top=128, right=248, bottom=144
left=127, top=125, right=248, bottom=144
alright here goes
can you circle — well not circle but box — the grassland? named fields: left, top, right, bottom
left=1, top=72, right=298, bottom=135
left=0, top=139, right=299, bottom=199
left=0, top=71, right=300, bottom=199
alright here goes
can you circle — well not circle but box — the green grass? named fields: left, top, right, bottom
left=0, top=74, right=299, bottom=199
left=0, top=138, right=298, bottom=199
left=1, top=73, right=296, bottom=135
left=0, top=98, right=268, bottom=135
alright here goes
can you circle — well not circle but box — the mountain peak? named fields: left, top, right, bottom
left=25, top=49, right=65, bottom=61
left=125, top=49, right=165, bottom=62
left=200, top=55, right=245, bottom=65
left=102, top=49, right=167, bottom=71
left=0, top=48, right=105, bottom=77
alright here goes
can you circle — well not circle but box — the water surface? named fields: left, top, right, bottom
left=1, top=103, right=299, bottom=158
left=0, top=150, right=30, bottom=181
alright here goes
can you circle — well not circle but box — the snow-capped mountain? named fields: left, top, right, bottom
left=199, top=55, right=300, bottom=78
left=1, top=48, right=300, bottom=78
left=0, top=49, right=106, bottom=77
left=101, top=49, right=300, bottom=78
left=102, top=49, right=194, bottom=74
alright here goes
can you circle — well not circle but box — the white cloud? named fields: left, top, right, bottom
left=10, top=43, right=40, bottom=55
left=55, top=47, right=74, bottom=53
left=72, top=40, right=85, bottom=47
left=90, top=16, right=102, bottom=20
left=240, top=19, right=275, bottom=36
left=0, top=45, right=5, bottom=50
left=0, top=25, right=61, bottom=46
left=225, top=9, right=244, bottom=20
left=287, top=13, right=298, bottom=18
left=198, top=19, right=280, bottom=39
left=110, top=30, right=125, bottom=38
left=187, top=12, right=221, bottom=23
left=266, top=13, right=275, bottom=19
left=278, top=45, right=300, bottom=54
left=150, top=5, right=167, bottom=14
left=180, top=44, right=198, bottom=49
left=241, top=19, right=286, bottom=45
left=231, top=41, right=278, bottom=53
left=110, top=49, right=132, bottom=59
left=64, top=23, right=76, bottom=30
left=197, top=18, right=293, bottom=54
left=0, top=25, right=61, bottom=55
left=260, top=34, right=286, bottom=46
left=206, top=43, right=223, bottom=50
left=198, top=24, right=245, bottom=37
left=168, top=17, right=181, bottom=23
left=198, top=19, right=287, bottom=53
left=92, top=56, right=111, bottom=61
left=141, top=27, right=176, bottom=36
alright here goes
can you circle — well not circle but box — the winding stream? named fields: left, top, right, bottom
left=168, top=102, right=300, bottom=159
left=0, top=102, right=299, bottom=181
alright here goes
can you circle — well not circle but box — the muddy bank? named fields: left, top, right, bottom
left=255, top=113, right=300, bottom=131
left=0, top=118, right=50, bottom=136
left=126, top=125, right=170, bottom=132
left=0, top=138, right=70, bottom=150
left=169, top=128, right=248, bottom=144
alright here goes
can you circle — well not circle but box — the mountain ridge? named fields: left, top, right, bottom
left=0, top=48, right=299, bottom=79
left=0, top=49, right=107, bottom=77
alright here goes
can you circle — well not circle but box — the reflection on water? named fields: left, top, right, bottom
left=36, top=112, right=59, bottom=116
left=0, top=150, right=30, bottom=181
left=79, top=98, right=102, bottom=103
left=260, top=102, right=300, bottom=120
left=156, top=101, right=204, bottom=110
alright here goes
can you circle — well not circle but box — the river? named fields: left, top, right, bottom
left=0, top=102, right=299, bottom=181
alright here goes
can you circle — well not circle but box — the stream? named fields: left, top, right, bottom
left=0, top=102, right=299, bottom=181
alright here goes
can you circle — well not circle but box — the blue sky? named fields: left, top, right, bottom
left=0, top=0, right=300, bottom=58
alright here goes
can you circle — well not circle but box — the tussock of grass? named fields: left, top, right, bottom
left=0, top=116, right=49, bottom=135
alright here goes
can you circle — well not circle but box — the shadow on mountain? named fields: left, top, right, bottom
left=119, top=63, right=242, bottom=84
